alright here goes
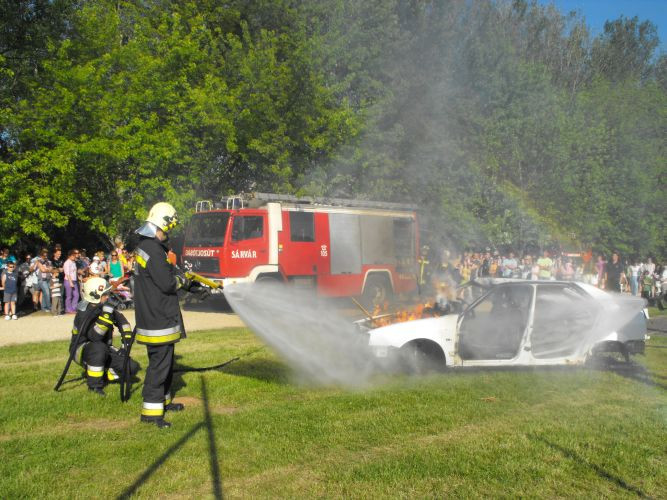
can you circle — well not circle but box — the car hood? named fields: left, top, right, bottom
left=368, top=314, right=459, bottom=349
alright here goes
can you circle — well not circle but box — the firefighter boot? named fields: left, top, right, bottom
left=140, top=415, right=172, bottom=429
left=165, top=402, right=185, bottom=412
left=88, top=387, right=106, bottom=397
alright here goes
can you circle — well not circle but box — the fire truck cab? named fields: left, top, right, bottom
left=182, top=193, right=418, bottom=304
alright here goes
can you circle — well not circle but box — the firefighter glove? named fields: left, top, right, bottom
left=176, top=274, right=193, bottom=291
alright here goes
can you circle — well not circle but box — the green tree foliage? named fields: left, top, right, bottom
left=303, top=0, right=665, bottom=257
left=1, top=0, right=357, bottom=245
left=0, top=0, right=664, bottom=259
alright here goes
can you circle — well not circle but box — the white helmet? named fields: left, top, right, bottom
left=136, top=202, right=179, bottom=238
left=82, top=277, right=111, bottom=304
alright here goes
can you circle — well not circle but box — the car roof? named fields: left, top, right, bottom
left=465, top=278, right=611, bottom=297
left=467, top=278, right=586, bottom=287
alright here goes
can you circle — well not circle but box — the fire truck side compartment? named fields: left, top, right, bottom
left=360, top=215, right=395, bottom=265
left=329, top=213, right=362, bottom=275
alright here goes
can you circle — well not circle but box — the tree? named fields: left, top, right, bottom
left=591, top=16, right=659, bottom=83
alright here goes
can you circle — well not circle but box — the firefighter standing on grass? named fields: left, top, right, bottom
left=134, top=202, right=208, bottom=428
left=70, top=277, right=139, bottom=396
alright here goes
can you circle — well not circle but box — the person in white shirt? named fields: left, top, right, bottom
left=502, top=252, right=518, bottom=278
left=629, top=261, right=641, bottom=296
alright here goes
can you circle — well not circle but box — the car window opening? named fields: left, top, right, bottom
left=459, top=285, right=532, bottom=360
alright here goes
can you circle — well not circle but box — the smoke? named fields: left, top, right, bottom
left=551, top=289, right=646, bottom=359
left=223, top=283, right=382, bottom=387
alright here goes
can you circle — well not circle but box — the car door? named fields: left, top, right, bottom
left=458, top=284, right=533, bottom=365
left=528, top=283, right=597, bottom=361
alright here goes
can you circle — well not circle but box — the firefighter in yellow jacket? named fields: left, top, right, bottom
left=134, top=202, right=208, bottom=428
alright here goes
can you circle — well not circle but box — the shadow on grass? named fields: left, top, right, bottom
left=529, top=434, right=649, bottom=498
left=588, top=355, right=667, bottom=391
left=117, top=374, right=223, bottom=499
left=428, top=358, right=667, bottom=390
left=56, top=375, right=86, bottom=390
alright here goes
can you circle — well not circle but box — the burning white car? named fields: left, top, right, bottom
left=365, top=280, right=649, bottom=372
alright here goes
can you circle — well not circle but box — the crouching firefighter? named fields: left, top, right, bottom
left=68, top=277, right=140, bottom=396
left=135, top=202, right=210, bottom=428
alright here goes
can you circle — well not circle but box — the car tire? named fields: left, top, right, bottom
left=399, top=340, right=445, bottom=375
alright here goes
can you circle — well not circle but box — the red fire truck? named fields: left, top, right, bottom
left=181, top=192, right=419, bottom=305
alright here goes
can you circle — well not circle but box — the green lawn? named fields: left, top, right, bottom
left=648, top=305, right=667, bottom=318
left=1, top=328, right=665, bottom=498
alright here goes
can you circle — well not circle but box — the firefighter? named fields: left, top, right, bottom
left=417, top=245, right=431, bottom=296
left=69, top=277, right=139, bottom=396
left=134, top=202, right=208, bottom=428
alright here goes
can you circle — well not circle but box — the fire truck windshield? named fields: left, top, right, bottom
left=185, top=212, right=230, bottom=247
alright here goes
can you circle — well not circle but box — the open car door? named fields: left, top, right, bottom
left=458, top=284, right=533, bottom=365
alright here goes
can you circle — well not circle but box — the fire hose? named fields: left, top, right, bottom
left=184, top=271, right=222, bottom=291
left=59, top=272, right=227, bottom=400
left=173, top=346, right=265, bottom=373
left=119, top=327, right=136, bottom=402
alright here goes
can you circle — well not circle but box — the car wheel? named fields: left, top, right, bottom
left=399, top=340, right=445, bottom=375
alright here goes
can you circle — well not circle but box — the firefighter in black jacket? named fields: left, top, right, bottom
left=134, top=202, right=208, bottom=428
left=69, top=277, right=139, bottom=396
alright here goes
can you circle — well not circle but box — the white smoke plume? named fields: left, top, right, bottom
left=223, top=283, right=381, bottom=387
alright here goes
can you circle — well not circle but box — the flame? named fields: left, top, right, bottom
left=370, top=301, right=441, bottom=327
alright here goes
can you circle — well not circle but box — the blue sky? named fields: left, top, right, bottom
left=541, top=0, right=666, bottom=51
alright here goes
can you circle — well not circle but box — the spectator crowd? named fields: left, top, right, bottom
left=0, top=237, right=136, bottom=320
left=431, top=248, right=666, bottom=304
left=1, top=239, right=665, bottom=321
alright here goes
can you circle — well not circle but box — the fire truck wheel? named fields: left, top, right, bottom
left=399, top=340, right=445, bottom=374
left=361, top=275, right=393, bottom=309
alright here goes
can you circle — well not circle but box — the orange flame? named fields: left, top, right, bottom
left=371, top=301, right=441, bottom=327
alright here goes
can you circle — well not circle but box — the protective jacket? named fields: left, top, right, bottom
left=134, top=236, right=185, bottom=345
left=69, top=300, right=133, bottom=385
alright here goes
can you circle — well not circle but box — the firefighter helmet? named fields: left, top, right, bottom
left=83, top=277, right=111, bottom=304
left=136, top=202, right=179, bottom=238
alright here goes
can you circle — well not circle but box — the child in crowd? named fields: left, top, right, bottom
left=50, top=269, right=63, bottom=316
left=2, top=261, right=19, bottom=320
left=640, top=271, right=653, bottom=300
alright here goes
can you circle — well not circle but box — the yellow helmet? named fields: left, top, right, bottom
left=136, top=202, right=179, bottom=237
left=83, top=277, right=111, bottom=304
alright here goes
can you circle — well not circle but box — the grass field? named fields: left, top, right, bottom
left=1, top=328, right=665, bottom=498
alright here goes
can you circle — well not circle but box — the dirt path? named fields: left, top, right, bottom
left=0, top=308, right=245, bottom=347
